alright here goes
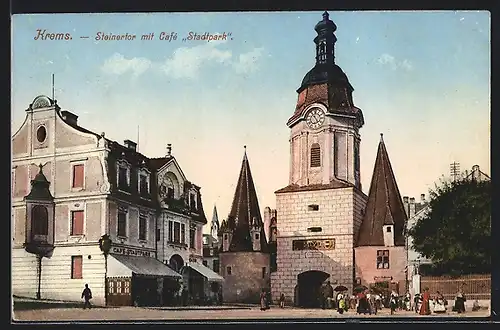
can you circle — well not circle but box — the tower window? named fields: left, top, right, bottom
left=386, top=226, right=392, bottom=233
left=310, top=143, right=321, bottom=167
left=226, top=266, right=232, bottom=275
left=255, top=233, right=260, bottom=240
left=308, top=204, right=319, bottom=211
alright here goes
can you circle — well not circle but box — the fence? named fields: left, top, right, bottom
left=420, top=274, right=491, bottom=301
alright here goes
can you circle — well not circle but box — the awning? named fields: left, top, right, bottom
left=108, top=254, right=181, bottom=278
left=185, top=262, right=225, bottom=282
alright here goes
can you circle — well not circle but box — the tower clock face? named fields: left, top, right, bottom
left=306, top=107, right=325, bottom=129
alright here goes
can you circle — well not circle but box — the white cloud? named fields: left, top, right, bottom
left=232, top=47, right=265, bottom=74
left=377, top=53, right=414, bottom=71
left=101, top=53, right=152, bottom=77
left=160, top=43, right=232, bottom=79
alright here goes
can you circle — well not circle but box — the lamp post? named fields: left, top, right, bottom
left=99, top=234, right=112, bottom=306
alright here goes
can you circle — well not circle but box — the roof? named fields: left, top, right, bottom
left=24, top=165, right=54, bottom=201
left=224, top=147, right=269, bottom=253
left=356, top=134, right=407, bottom=247
left=110, top=254, right=181, bottom=278
left=275, top=180, right=353, bottom=194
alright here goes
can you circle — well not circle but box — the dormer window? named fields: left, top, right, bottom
left=116, top=160, right=131, bottom=191
left=138, top=167, right=151, bottom=196
left=190, top=192, right=197, bottom=210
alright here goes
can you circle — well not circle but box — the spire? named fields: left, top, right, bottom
left=211, top=204, right=220, bottom=237
left=314, top=10, right=338, bottom=65
left=356, top=136, right=407, bottom=246
left=225, top=147, right=268, bottom=252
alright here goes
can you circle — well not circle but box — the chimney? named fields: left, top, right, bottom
left=420, top=194, right=426, bottom=203
left=166, top=144, right=172, bottom=157
left=124, top=139, right=137, bottom=151
left=409, top=197, right=416, bottom=218
left=60, top=110, right=78, bottom=126
left=403, top=196, right=409, bottom=204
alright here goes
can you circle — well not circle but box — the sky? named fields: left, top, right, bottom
left=11, top=11, right=490, bottom=234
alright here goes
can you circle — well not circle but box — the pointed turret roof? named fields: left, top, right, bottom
left=211, top=205, right=220, bottom=235
left=356, top=134, right=407, bottom=246
left=225, top=147, right=268, bottom=252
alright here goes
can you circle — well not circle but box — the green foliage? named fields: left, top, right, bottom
left=408, top=177, right=491, bottom=275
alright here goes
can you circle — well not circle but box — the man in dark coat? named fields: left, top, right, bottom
left=81, top=284, right=92, bottom=309
left=321, top=281, right=334, bottom=309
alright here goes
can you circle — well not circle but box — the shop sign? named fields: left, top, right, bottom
left=112, top=246, right=152, bottom=257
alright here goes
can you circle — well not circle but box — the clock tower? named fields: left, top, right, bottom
left=287, top=11, right=364, bottom=188
left=271, top=12, right=367, bottom=307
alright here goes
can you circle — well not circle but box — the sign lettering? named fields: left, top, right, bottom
left=292, top=238, right=335, bottom=251
left=111, top=246, right=152, bottom=257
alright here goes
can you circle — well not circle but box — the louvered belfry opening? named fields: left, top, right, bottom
left=310, top=143, right=321, bottom=167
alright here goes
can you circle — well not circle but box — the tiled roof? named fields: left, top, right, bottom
left=356, top=134, right=407, bottom=247
left=225, top=148, right=269, bottom=253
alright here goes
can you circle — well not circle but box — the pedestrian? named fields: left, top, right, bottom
left=260, top=289, right=268, bottom=311
left=454, top=291, right=466, bottom=314
left=419, top=288, right=431, bottom=315
left=279, top=293, right=286, bottom=308
left=81, top=283, right=92, bottom=309
left=322, top=281, right=334, bottom=309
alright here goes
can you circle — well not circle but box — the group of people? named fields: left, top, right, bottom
left=415, top=288, right=468, bottom=315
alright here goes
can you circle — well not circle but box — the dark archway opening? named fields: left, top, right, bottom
left=169, top=254, right=184, bottom=272
left=296, top=270, right=330, bottom=308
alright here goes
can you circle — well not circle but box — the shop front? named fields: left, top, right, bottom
left=107, top=253, right=182, bottom=306
left=181, top=260, right=225, bottom=305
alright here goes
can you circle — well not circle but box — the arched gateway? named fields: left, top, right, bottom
left=296, top=270, right=330, bottom=308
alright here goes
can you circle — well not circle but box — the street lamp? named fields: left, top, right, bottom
left=99, top=234, right=112, bottom=306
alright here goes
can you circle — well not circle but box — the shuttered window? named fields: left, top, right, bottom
left=72, top=164, right=84, bottom=188
left=181, top=224, right=185, bottom=244
left=71, top=210, right=84, bottom=236
left=71, top=256, right=83, bottom=279
left=310, top=143, right=321, bottom=167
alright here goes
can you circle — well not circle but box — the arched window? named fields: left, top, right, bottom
left=32, top=205, right=48, bottom=237
left=310, top=143, right=321, bottom=168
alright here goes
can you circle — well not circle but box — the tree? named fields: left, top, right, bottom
left=408, top=177, right=491, bottom=275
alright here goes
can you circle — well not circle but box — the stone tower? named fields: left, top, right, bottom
left=270, top=12, right=368, bottom=307
left=218, top=147, right=270, bottom=303
left=354, top=134, right=408, bottom=293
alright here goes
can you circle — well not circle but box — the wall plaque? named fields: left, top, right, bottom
left=292, top=238, right=335, bottom=251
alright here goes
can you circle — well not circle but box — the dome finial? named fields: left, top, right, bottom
left=323, top=11, right=329, bottom=20
left=380, top=133, right=384, bottom=142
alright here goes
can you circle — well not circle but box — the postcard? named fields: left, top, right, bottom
left=11, top=10, right=491, bottom=322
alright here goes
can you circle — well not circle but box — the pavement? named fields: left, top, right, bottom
left=12, top=300, right=490, bottom=322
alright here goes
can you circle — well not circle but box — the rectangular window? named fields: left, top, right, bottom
left=167, top=187, right=174, bottom=199
left=308, top=204, right=319, bottom=211
left=189, top=228, right=196, bottom=249
left=181, top=224, right=186, bottom=244
left=190, top=193, right=196, bottom=210
left=72, top=164, right=84, bottom=188
left=226, top=266, right=232, bottom=275
left=156, top=228, right=161, bottom=242
left=71, top=210, right=84, bottom=236
left=118, top=167, right=128, bottom=189
left=376, top=250, right=390, bottom=269
left=168, top=221, right=173, bottom=242
left=213, top=260, right=220, bottom=273
left=139, top=215, right=147, bottom=241
left=202, top=260, right=208, bottom=267
left=139, top=174, right=149, bottom=195
left=71, top=256, right=82, bottom=279
left=117, top=211, right=127, bottom=237
left=174, top=222, right=180, bottom=243
left=262, top=267, right=266, bottom=279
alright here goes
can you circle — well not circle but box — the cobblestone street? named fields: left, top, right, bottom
left=13, top=305, right=489, bottom=322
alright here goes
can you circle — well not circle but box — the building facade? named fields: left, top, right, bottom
left=218, top=148, right=270, bottom=304
left=354, top=135, right=408, bottom=294
left=270, top=12, right=367, bottom=307
left=11, top=95, right=219, bottom=307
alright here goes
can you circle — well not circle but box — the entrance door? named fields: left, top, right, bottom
left=296, top=270, right=330, bottom=308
